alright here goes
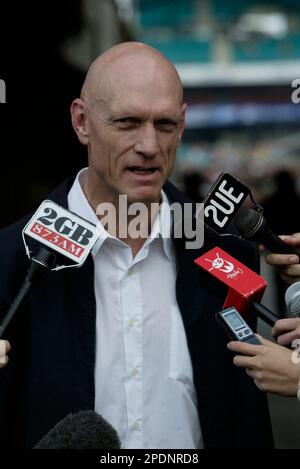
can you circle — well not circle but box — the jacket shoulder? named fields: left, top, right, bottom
left=0, top=216, right=31, bottom=264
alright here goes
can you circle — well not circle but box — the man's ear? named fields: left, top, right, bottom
left=70, top=98, right=89, bottom=145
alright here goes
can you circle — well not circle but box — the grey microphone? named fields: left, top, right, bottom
left=34, top=410, right=121, bottom=449
left=285, top=282, right=300, bottom=317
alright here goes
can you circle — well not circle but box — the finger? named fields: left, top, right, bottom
left=259, top=244, right=266, bottom=252
left=253, top=378, right=265, bottom=392
left=246, top=368, right=255, bottom=378
left=233, top=355, right=255, bottom=368
left=277, top=330, right=300, bottom=347
left=227, top=341, right=261, bottom=356
left=255, top=334, right=277, bottom=347
left=255, top=333, right=288, bottom=351
left=272, top=318, right=300, bottom=337
left=4, top=341, right=10, bottom=353
left=0, top=341, right=9, bottom=368
left=280, top=273, right=300, bottom=285
left=0, top=341, right=6, bottom=357
left=279, top=234, right=300, bottom=245
left=0, top=340, right=10, bottom=355
left=279, top=265, right=300, bottom=277
left=265, top=253, right=299, bottom=266
left=0, top=355, right=8, bottom=368
left=256, top=335, right=280, bottom=350
left=279, top=235, right=290, bottom=241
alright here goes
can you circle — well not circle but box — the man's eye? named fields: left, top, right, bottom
left=156, top=121, right=178, bottom=132
left=115, top=118, right=139, bottom=126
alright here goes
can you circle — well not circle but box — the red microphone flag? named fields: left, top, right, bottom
left=194, top=247, right=266, bottom=314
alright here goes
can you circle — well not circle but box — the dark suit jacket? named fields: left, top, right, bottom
left=0, top=178, right=274, bottom=449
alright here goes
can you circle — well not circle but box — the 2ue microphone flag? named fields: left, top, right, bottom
left=194, top=247, right=267, bottom=313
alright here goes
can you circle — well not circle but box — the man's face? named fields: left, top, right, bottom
left=83, top=71, right=186, bottom=205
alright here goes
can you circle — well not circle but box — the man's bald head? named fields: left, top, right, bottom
left=81, top=42, right=183, bottom=107
left=70, top=41, right=187, bottom=208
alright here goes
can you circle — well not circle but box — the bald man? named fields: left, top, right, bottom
left=0, top=42, right=273, bottom=449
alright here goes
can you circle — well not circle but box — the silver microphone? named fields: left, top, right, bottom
left=285, top=282, right=300, bottom=317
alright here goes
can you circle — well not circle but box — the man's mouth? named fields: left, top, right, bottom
left=127, top=166, right=158, bottom=175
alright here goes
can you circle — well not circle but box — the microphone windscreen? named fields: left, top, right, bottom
left=34, top=410, right=121, bottom=449
left=285, top=282, right=300, bottom=317
left=235, top=208, right=300, bottom=257
left=235, top=208, right=262, bottom=238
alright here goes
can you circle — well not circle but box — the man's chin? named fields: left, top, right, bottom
left=125, top=188, right=162, bottom=205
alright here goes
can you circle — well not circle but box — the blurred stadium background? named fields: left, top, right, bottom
left=0, top=0, right=300, bottom=448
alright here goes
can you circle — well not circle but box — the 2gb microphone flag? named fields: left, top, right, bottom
left=23, top=200, right=100, bottom=266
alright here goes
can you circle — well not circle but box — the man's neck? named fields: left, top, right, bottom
left=82, top=178, right=161, bottom=256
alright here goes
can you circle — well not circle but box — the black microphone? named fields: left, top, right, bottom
left=235, top=208, right=300, bottom=259
left=34, top=410, right=121, bottom=449
left=249, top=301, right=278, bottom=327
left=0, top=200, right=100, bottom=338
left=0, top=248, right=57, bottom=338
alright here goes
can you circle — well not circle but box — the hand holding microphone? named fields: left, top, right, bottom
left=233, top=197, right=300, bottom=345
left=230, top=190, right=300, bottom=283
left=235, top=211, right=300, bottom=284
left=200, top=173, right=299, bottom=323
left=265, top=233, right=300, bottom=284
left=198, top=173, right=300, bottom=398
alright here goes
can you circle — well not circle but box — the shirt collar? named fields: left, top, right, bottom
left=144, top=189, right=173, bottom=261
left=67, top=168, right=110, bottom=255
left=67, top=168, right=173, bottom=261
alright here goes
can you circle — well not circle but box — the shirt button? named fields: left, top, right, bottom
left=128, top=319, right=136, bottom=327
left=132, top=421, right=141, bottom=431
left=131, top=367, right=139, bottom=377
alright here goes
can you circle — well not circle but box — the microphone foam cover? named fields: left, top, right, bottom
left=285, top=282, right=300, bottom=317
left=235, top=208, right=262, bottom=238
left=34, top=410, right=120, bottom=449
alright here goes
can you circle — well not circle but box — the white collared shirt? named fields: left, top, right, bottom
left=68, top=168, right=203, bottom=449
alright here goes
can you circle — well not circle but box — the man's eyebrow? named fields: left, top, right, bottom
left=109, top=114, right=180, bottom=125
left=112, top=116, right=142, bottom=123
left=155, top=117, right=179, bottom=124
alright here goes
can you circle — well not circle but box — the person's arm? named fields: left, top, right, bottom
left=227, top=336, right=300, bottom=398
left=264, top=233, right=300, bottom=284
left=0, top=340, right=10, bottom=369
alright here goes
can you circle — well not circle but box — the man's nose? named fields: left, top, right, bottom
left=134, top=124, right=159, bottom=157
